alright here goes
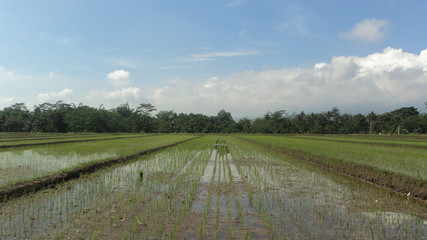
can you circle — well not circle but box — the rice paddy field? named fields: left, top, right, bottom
left=0, top=132, right=156, bottom=147
left=0, top=133, right=426, bottom=239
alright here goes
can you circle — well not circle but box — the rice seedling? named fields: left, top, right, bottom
left=239, top=135, right=427, bottom=180
left=0, top=135, right=425, bottom=239
left=0, top=134, right=196, bottom=188
left=224, top=136, right=427, bottom=239
left=0, top=137, right=210, bottom=239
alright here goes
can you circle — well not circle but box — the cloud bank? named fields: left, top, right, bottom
left=148, top=47, right=427, bottom=117
left=0, top=97, right=14, bottom=106
left=3, top=48, right=426, bottom=118
left=86, top=87, right=144, bottom=107
left=38, top=88, right=74, bottom=102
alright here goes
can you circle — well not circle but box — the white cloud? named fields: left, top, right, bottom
left=86, top=87, right=143, bottom=107
left=0, top=97, right=14, bottom=107
left=38, top=88, right=74, bottom=102
left=184, top=50, right=259, bottom=62
left=48, top=71, right=59, bottom=78
left=148, top=47, right=427, bottom=117
left=0, top=67, right=34, bottom=85
left=340, top=19, right=388, bottom=42
left=107, top=70, right=131, bottom=87
left=105, top=87, right=142, bottom=100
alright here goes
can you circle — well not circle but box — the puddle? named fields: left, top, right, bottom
left=181, top=140, right=270, bottom=239
left=200, top=149, right=216, bottom=183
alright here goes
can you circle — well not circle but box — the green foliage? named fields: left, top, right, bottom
left=0, top=103, right=32, bottom=132
left=1, top=102, right=427, bottom=134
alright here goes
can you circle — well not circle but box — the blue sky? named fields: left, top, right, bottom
left=1, top=0, right=427, bottom=118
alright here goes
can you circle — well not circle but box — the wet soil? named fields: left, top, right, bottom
left=179, top=142, right=270, bottom=239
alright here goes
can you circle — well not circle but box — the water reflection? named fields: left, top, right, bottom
left=0, top=148, right=116, bottom=187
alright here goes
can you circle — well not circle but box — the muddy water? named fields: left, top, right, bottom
left=200, top=149, right=216, bottom=183
left=0, top=148, right=115, bottom=187
left=228, top=136, right=427, bottom=239
left=180, top=141, right=270, bottom=239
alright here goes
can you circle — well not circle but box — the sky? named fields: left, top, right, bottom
left=1, top=0, right=427, bottom=118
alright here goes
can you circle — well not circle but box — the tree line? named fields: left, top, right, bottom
left=1, top=101, right=427, bottom=134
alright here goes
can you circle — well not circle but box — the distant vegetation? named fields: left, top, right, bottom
left=0, top=101, right=426, bottom=134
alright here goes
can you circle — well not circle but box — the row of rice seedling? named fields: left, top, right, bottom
left=0, top=132, right=100, bottom=139
left=291, top=134, right=427, bottom=148
left=0, top=134, right=196, bottom=188
left=0, top=137, right=211, bottom=239
left=0, top=133, right=150, bottom=147
left=225, top=136, right=427, bottom=239
left=1, top=135, right=425, bottom=239
left=240, top=135, right=427, bottom=180
left=334, top=134, right=427, bottom=142
left=0, top=132, right=71, bottom=140
left=179, top=138, right=269, bottom=239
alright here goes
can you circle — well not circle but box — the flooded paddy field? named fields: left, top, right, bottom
left=0, top=134, right=196, bottom=192
left=0, top=132, right=150, bottom=147
left=0, top=135, right=426, bottom=239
